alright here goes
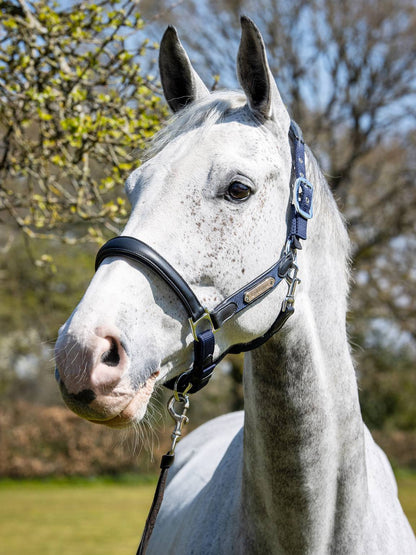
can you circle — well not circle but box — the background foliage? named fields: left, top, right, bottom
left=0, top=0, right=166, bottom=242
left=0, top=0, right=415, bottom=477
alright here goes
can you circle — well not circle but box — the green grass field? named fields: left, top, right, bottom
left=0, top=472, right=415, bottom=554
left=0, top=477, right=157, bottom=555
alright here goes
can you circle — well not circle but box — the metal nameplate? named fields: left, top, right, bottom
left=244, top=277, right=276, bottom=304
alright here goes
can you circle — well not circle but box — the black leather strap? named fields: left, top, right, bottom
left=218, top=304, right=294, bottom=359
left=136, top=453, right=174, bottom=555
left=95, top=236, right=205, bottom=322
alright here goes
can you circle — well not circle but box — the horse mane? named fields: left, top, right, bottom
left=304, top=145, right=352, bottom=297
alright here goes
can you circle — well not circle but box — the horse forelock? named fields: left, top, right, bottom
left=142, top=91, right=249, bottom=161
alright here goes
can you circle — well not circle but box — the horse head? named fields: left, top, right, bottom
left=55, top=17, right=311, bottom=428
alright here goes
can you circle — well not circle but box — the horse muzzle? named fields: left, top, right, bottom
left=55, top=327, right=158, bottom=427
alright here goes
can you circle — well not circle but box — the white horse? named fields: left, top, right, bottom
left=55, top=17, right=415, bottom=554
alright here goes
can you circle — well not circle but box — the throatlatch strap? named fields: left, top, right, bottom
left=221, top=304, right=294, bottom=358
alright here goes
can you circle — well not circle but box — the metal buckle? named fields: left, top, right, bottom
left=293, top=177, right=313, bottom=219
left=189, top=309, right=216, bottom=341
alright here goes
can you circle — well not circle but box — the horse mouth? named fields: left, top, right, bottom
left=87, top=371, right=159, bottom=429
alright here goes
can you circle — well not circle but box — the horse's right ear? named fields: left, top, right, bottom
left=159, top=26, right=209, bottom=113
left=237, top=16, right=289, bottom=128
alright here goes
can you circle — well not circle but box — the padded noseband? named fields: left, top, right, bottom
left=95, top=236, right=205, bottom=323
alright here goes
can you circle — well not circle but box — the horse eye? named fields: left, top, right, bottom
left=225, top=181, right=252, bottom=202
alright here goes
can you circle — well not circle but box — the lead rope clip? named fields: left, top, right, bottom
left=167, top=393, right=190, bottom=454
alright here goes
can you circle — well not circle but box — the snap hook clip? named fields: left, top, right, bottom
left=167, top=393, right=190, bottom=455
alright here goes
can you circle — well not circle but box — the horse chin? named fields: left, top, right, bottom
left=87, top=371, right=159, bottom=429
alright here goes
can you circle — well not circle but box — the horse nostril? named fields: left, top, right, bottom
left=100, top=338, right=120, bottom=367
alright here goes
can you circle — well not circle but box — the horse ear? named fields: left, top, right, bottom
left=237, top=16, right=290, bottom=127
left=159, top=26, right=209, bottom=113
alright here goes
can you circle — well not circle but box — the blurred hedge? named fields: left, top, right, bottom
left=0, top=401, right=164, bottom=478
left=1, top=398, right=416, bottom=479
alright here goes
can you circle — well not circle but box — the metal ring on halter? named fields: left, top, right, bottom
left=188, top=309, right=217, bottom=342
left=173, top=374, right=193, bottom=401
left=284, top=238, right=293, bottom=255
left=293, top=177, right=313, bottom=220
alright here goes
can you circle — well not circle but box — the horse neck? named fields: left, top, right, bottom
left=240, top=174, right=368, bottom=553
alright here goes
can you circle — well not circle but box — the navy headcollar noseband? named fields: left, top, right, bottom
left=95, top=121, right=313, bottom=394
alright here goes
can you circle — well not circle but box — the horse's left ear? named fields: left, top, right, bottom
left=237, top=16, right=290, bottom=127
left=159, top=26, right=210, bottom=113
